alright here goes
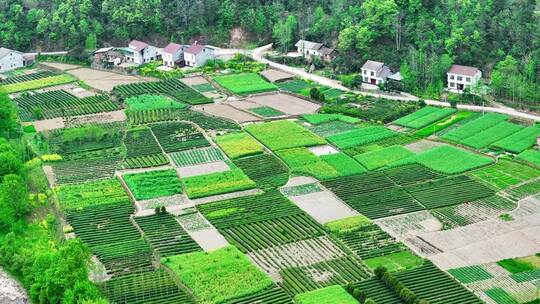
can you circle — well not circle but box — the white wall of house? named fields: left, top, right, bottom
left=163, top=50, right=183, bottom=67
left=361, top=68, right=385, bottom=85
left=447, top=71, right=482, bottom=93
left=297, top=47, right=322, bottom=57
left=184, top=48, right=215, bottom=67
left=0, top=51, right=24, bottom=72
left=126, top=45, right=158, bottom=65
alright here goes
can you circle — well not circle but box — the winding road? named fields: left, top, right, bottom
left=251, top=44, right=540, bottom=122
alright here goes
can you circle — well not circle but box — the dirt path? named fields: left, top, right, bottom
left=0, top=268, right=28, bottom=304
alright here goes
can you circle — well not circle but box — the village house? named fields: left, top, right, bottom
left=183, top=43, right=215, bottom=67
left=361, top=60, right=392, bottom=85
left=0, top=48, right=25, bottom=72
left=162, top=43, right=187, bottom=67
left=447, top=64, right=482, bottom=93
left=93, top=47, right=124, bottom=66
left=294, top=40, right=335, bottom=62
left=123, top=40, right=159, bottom=65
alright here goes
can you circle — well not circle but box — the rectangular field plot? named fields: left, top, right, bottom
left=150, top=122, right=210, bottom=153
left=405, top=175, right=494, bottom=209
left=122, top=127, right=168, bottom=169
left=394, top=261, right=483, bottom=304
left=294, top=285, right=358, bottom=304
left=216, top=132, right=264, bottom=159
left=112, top=79, right=212, bottom=105
left=326, top=126, right=397, bottom=149
left=334, top=223, right=405, bottom=259
left=491, top=125, right=540, bottom=153
left=220, top=213, right=327, bottom=252
left=162, top=246, right=274, bottom=304
left=249, top=106, right=286, bottom=118
left=233, top=153, right=290, bottom=190
left=320, top=152, right=367, bottom=177
left=213, top=73, right=278, bottom=95
left=363, top=251, right=424, bottom=272
left=14, top=90, right=118, bottom=121
left=123, top=169, right=182, bottom=200
left=448, top=265, right=494, bottom=283
left=56, top=178, right=130, bottom=210
left=0, top=70, right=56, bottom=84
left=134, top=213, right=202, bottom=257
left=51, top=153, right=122, bottom=184
left=393, top=106, right=456, bottom=129
left=352, top=277, right=405, bottom=304
left=125, top=94, right=187, bottom=111
left=169, top=146, right=225, bottom=167
left=280, top=257, right=370, bottom=295
left=101, top=269, right=196, bottom=304
left=276, top=148, right=341, bottom=180
left=225, top=286, right=292, bottom=304
left=92, top=239, right=154, bottom=277
left=441, top=113, right=509, bottom=143
left=245, top=120, right=326, bottom=151
left=354, top=145, right=415, bottom=170
left=306, top=120, right=359, bottom=137
left=128, top=108, right=240, bottom=131
left=467, top=159, right=540, bottom=190
left=302, top=113, right=360, bottom=125
left=391, top=145, right=494, bottom=174
left=0, top=73, right=76, bottom=93
left=517, top=149, right=540, bottom=166
left=383, top=164, right=444, bottom=185
left=460, top=121, right=524, bottom=149
left=181, top=168, right=256, bottom=199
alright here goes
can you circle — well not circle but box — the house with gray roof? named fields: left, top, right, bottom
left=295, top=40, right=335, bottom=62
left=0, top=48, right=24, bottom=73
left=361, top=60, right=392, bottom=85
left=447, top=64, right=482, bottom=93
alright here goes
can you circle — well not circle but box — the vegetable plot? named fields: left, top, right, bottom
left=150, top=122, right=210, bottom=152
left=123, top=169, right=182, bottom=200
left=393, top=106, right=456, bottom=129
left=0, top=74, right=76, bottom=93
left=213, top=73, right=278, bottom=95
left=113, top=79, right=212, bottom=105
left=181, top=168, right=256, bottom=199
left=216, top=132, right=264, bottom=159
left=326, top=126, right=397, bottom=149
left=245, top=120, right=326, bottom=151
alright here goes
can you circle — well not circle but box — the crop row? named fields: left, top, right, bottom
left=56, top=178, right=130, bottom=210
left=15, top=90, right=118, bottom=121
left=169, top=146, right=225, bottom=167
left=124, top=127, right=163, bottom=158
left=150, top=122, right=210, bottom=152
left=113, top=79, right=212, bottom=105
left=326, top=126, right=397, bottom=149
left=224, top=286, right=292, bottom=304
left=393, top=106, right=456, bottom=129
left=0, top=70, right=56, bottom=84
left=233, top=154, right=290, bottom=190
left=92, top=239, right=154, bottom=277
left=382, top=164, right=444, bottom=185
left=51, top=153, right=122, bottom=184
left=134, top=213, right=202, bottom=257
left=336, top=223, right=405, bottom=259
left=123, top=169, right=182, bottom=201
left=121, top=154, right=169, bottom=169
left=182, top=168, right=256, bottom=199
left=0, top=74, right=76, bottom=93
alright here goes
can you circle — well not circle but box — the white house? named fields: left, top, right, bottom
left=361, top=60, right=392, bottom=85
left=162, top=43, right=187, bottom=67
left=184, top=43, right=215, bottom=67
left=294, top=40, right=335, bottom=61
left=0, top=48, right=24, bottom=72
left=447, top=64, right=482, bottom=93
left=124, top=40, right=158, bottom=65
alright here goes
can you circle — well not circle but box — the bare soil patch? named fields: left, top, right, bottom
left=40, top=61, right=81, bottom=71
left=405, top=140, right=447, bottom=153
left=246, top=93, right=320, bottom=115
left=176, top=161, right=230, bottom=178
left=67, top=68, right=155, bottom=92
left=192, top=103, right=260, bottom=123
left=184, top=227, right=229, bottom=252
left=288, top=191, right=357, bottom=224
left=309, top=145, right=339, bottom=156
left=180, top=76, right=209, bottom=86
left=0, top=268, right=28, bottom=304
left=260, top=69, right=294, bottom=82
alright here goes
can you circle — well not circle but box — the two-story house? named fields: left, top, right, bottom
left=0, top=48, right=24, bottom=72
left=184, top=43, right=215, bottom=67
left=162, top=43, right=187, bottom=67
left=361, top=60, right=392, bottom=85
left=294, top=40, right=335, bottom=62
left=447, top=64, right=482, bottom=93
left=124, top=40, right=158, bottom=65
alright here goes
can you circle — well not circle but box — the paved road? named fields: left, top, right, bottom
left=251, top=44, right=540, bottom=122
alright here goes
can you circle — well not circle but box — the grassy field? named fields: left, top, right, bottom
left=491, top=125, right=540, bottom=153
left=467, top=159, right=540, bottom=190
left=162, top=246, right=273, bottom=303
left=363, top=251, right=424, bottom=272
left=391, top=145, right=494, bottom=174
left=393, top=106, right=456, bottom=129
left=320, top=152, right=367, bottom=176
left=276, top=148, right=340, bottom=180
left=123, top=169, right=182, bottom=200
left=354, top=145, right=415, bottom=170
left=182, top=168, right=256, bottom=199
left=125, top=94, right=187, bottom=111
left=56, top=178, right=129, bottom=210
left=215, top=132, right=264, bottom=159
left=294, top=285, right=359, bottom=304
left=302, top=113, right=360, bottom=125
left=0, top=74, right=76, bottom=93
left=518, top=149, right=540, bottom=166
left=326, top=126, right=397, bottom=149
left=245, top=120, right=326, bottom=151
left=325, top=215, right=372, bottom=234
left=213, top=73, right=278, bottom=95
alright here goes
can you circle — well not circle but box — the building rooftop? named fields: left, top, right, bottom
left=185, top=43, right=206, bottom=55
left=295, top=40, right=323, bottom=51
left=0, top=47, right=22, bottom=59
left=448, top=64, right=480, bottom=77
left=163, top=43, right=184, bottom=54
left=129, top=40, right=149, bottom=52
left=362, top=60, right=385, bottom=71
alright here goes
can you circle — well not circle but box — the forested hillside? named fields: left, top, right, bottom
left=0, top=0, right=539, bottom=103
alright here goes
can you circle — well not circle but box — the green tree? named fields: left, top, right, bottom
left=272, top=14, right=297, bottom=52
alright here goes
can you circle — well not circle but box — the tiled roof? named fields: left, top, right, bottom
left=448, top=64, right=480, bottom=77
left=185, top=44, right=206, bottom=55
left=129, top=40, right=149, bottom=51
left=163, top=43, right=184, bottom=54
left=0, top=47, right=22, bottom=59
left=362, top=60, right=385, bottom=71
left=295, top=40, right=323, bottom=51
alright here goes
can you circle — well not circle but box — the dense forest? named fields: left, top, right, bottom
left=0, top=0, right=539, bottom=103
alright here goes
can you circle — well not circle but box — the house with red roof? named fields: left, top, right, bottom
left=124, top=40, right=158, bottom=65
left=162, top=43, right=188, bottom=67
left=447, top=64, right=482, bottom=93
left=183, top=42, right=215, bottom=67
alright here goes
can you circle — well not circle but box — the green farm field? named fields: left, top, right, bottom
left=213, top=73, right=278, bottom=95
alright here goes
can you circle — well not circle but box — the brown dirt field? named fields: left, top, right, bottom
left=180, top=76, right=209, bottom=86
left=260, top=69, right=295, bottom=82
left=192, top=103, right=260, bottom=123
left=67, top=68, right=156, bottom=92
left=246, top=93, right=320, bottom=115
left=39, top=62, right=81, bottom=71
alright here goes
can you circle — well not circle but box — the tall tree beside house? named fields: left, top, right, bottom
left=272, top=14, right=298, bottom=52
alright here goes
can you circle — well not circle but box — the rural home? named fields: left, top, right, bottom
left=93, top=47, right=124, bottom=66
left=123, top=40, right=159, bottom=65
left=361, top=60, right=392, bottom=85
left=294, top=40, right=335, bottom=61
left=184, top=43, right=215, bottom=67
left=162, top=43, right=187, bottom=67
left=447, top=64, right=482, bottom=93
left=0, top=47, right=25, bottom=72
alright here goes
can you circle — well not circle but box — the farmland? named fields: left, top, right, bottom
left=7, top=66, right=538, bottom=304
left=0, top=73, right=76, bottom=93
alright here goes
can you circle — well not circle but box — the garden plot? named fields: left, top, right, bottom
left=176, top=161, right=230, bottom=177
left=176, top=212, right=229, bottom=252
left=234, top=153, right=290, bottom=190
left=134, top=194, right=186, bottom=216
left=181, top=168, right=256, bottom=199
left=213, top=73, right=278, bottom=95
left=245, top=120, right=326, bottom=151
left=180, top=75, right=209, bottom=86
left=246, top=93, right=320, bottom=115
left=35, top=83, right=96, bottom=97
left=468, top=160, right=540, bottom=190
left=393, top=106, right=457, bottom=129
left=188, top=188, right=262, bottom=205
left=286, top=190, right=358, bottom=224
left=404, top=139, right=447, bottom=153
left=375, top=210, right=443, bottom=240
left=260, top=69, right=294, bottom=82
left=192, top=103, right=261, bottom=122
left=169, top=146, right=225, bottom=167
left=248, top=236, right=347, bottom=280
left=39, top=61, right=81, bottom=71
left=67, top=67, right=155, bottom=92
